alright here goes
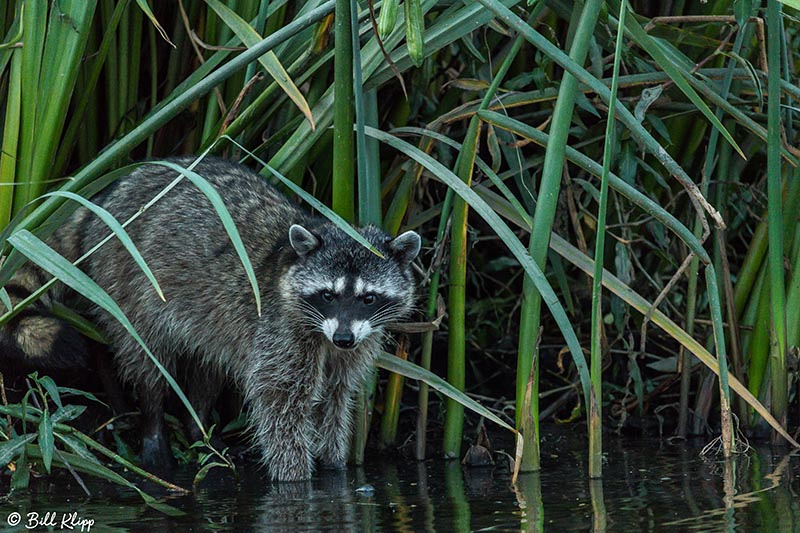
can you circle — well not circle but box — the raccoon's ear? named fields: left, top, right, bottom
left=289, top=224, right=320, bottom=257
left=389, top=231, right=421, bottom=265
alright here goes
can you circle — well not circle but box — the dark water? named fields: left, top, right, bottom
left=2, top=436, right=799, bottom=532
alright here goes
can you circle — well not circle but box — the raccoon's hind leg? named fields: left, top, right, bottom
left=0, top=313, right=89, bottom=370
left=115, top=344, right=176, bottom=471
left=136, top=377, right=175, bottom=471
left=183, top=361, right=226, bottom=448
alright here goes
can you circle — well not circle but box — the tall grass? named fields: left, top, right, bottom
left=1, top=0, right=799, bottom=489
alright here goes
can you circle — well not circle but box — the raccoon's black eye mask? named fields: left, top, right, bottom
left=317, top=290, right=380, bottom=306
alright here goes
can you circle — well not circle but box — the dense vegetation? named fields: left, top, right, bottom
left=0, top=0, right=799, bottom=496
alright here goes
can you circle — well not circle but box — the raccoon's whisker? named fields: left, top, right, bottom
left=370, top=309, right=401, bottom=324
left=294, top=306, right=324, bottom=329
left=369, top=302, right=403, bottom=324
left=368, top=314, right=396, bottom=327
left=370, top=312, right=402, bottom=325
left=374, top=301, right=399, bottom=314
left=371, top=314, right=407, bottom=328
left=297, top=311, right=321, bottom=322
left=371, top=301, right=401, bottom=316
left=297, top=316, right=324, bottom=332
left=372, top=306, right=400, bottom=320
left=295, top=309, right=321, bottom=323
left=370, top=318, right=400, bottom=329
left=297, top=301, right=326, bottom=326
left=297, top=299, right=324, bottom=317
left=297, top=317, right=322, bottom=330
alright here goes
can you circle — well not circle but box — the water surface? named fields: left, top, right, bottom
left=2, top=435, right=798, bottom=532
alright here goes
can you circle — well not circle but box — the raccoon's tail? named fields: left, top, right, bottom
left=0, top=268, right=89, bottom=371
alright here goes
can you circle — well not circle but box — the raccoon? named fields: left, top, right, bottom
left=1, top=156, right=421, bottom=481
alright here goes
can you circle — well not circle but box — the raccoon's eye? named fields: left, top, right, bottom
left=321, top=290, right=336, bottom=302
left=362, top=293, right=377, bottom=305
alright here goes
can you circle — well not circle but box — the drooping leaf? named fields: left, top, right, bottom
left=7, top=230, right=206, bottom=437
left=147, top=160, right=262, bottom=316
left=223, top=137, right=385, bottom=258
left=205, top=0, right=315, bottom=130
left=55, top=433, right=102, bottom=465
left=365, top=126, right=592, bottom=407
left=621, top=17, right=745, bottom=159
left=52, top=405, right=87, bottom=424
left=35, top=375, right=62, bottom=409
left=376, top=352, right=516, bottom=435
left=58, top=387, right=107, bottom=407
left=134, top=0, right=174, bottom=46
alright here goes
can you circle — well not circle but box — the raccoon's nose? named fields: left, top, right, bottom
left=333, top=331, right=355, bottom=349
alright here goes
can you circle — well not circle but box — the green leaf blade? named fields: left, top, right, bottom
left=204, top=0, right=315, bottom=130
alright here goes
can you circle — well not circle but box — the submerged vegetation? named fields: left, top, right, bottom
left=0, top=0, right=799, bottom=497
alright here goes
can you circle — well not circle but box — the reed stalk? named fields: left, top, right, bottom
left=680, top=12, right=749, bottom=437
left=349, top=0, right=383, bottom=460
left=589, top=0, right=627, bottom=479
left=332, top=0, right=355, bottom=222
left=513, top=0, right=602, bottom=472
left=440, top=10, right=536, bottom=457
left=766, top=0, right=787, bottom=439
left=442, top=115, right=481, bottom=458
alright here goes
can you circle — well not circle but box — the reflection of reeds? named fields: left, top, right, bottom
left=513, top=472, right=544, bottom=533
left=589, top=479, right=607, bottom=533
left=444, top=460, right=471, bottom=533
left=665, top=454, right=794, bottom=530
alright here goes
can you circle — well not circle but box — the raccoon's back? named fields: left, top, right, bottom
left=87, top=157, right=304, bottom=250
left=79, top=157, right=305, bottom=327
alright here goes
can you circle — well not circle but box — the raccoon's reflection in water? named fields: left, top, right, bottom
left=248, top=472, right=359, bottom=533
left=174, top=457, right=506, bottom=532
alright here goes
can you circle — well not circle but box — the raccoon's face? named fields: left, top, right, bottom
left=283, top=223, right=421, bottom=351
